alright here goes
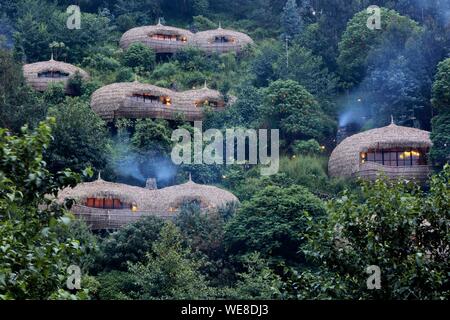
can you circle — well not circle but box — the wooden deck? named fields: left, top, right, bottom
left=355, top=162, right=432, bottom=182
left=71, top=205, right=177, bottom=230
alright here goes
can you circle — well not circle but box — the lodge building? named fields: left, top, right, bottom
left=328, top=121, right=433, bottom=182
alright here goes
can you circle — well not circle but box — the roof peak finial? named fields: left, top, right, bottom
left=188, top=172, right=192, bottom=182
left=218, top=21, right=222, bottom=29
left=157, top=17, right=162, bottom=26
left=97, top=171, right=102, bottom=181
left=203, top=81, right=208, bottom=89
left=391, top=115, right=395, bottom=125
left=50, top=52, right=54, bottom=61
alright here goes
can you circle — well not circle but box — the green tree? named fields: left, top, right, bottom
left=0, top=49, right=47, bottom=132
left=430, top=113, right=450, bottom=168
left=223, top=253, right=284, bottom=299
left=0, top=118, right=90, bottom=299
left=122, top=43, right=156, bottom=73
left=96, top=216, right=165, bottom=271
left=301, top=167, right=450, bottom=299
left=45, top=98, right=110, bottom=174
left=131, top=119, right=173, bottom=155
left=225, top=184, right=326, bottom=266
left=281, top=0, right=302, bottom=40
left=430, top=58, right=450, bottom=167
left=261, top=79, right=334, bottom=146
left=337, top=8, right=421, bottom=88
left=127, top=222, right=214, bottom=299
left=276, top=44, right=337, bottom=100
left=431, top=58, right=450, bottom=113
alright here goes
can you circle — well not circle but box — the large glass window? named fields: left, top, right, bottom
left=150, top=34, right=186, bottom=42
left=213, top=36, right=235, bottom=43
left=360, top=148, right=428, bottom=167
left=131, top=93, right=171, bottom=106
left=38, top=70, right=69, bottom=78
left=85, top=198, right=128, bottom=209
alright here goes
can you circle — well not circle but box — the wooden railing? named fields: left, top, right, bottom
left=356, top=162, right=432, bottom=182
left=71, top=205, right=177, bottom=230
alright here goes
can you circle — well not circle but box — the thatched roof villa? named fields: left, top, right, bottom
left=119, top=20, right=193, bottom=53
left=90, top=81, right=230, bottom=121
left=23, top=57, right=89, bottom=94
left=119, top=21, right=253, bottom=54
left=58, top=176, right=239, bottom=230
left=328, top=121, right=433, bottom=182
left=193, top=26, right=254, bottom=54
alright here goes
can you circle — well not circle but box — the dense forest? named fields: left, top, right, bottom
left=0, top=0, right=449, bottom=300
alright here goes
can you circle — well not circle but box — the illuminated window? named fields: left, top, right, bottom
left=85, top=198, right=129, bottom=209
left=360, top=148, right=428, bottom=167
left=131, top=93, right=171, bottom=106
left=150, top=34, right=187, bottom=42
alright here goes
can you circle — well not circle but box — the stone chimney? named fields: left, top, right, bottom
left=145, top=178, right=158, bottom=190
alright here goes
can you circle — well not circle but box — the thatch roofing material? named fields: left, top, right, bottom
left=194, top=28, right=254, bottom=54
left=119, top=25, right=194, bottom=53
left=119, top=24, right=253, bottom=54
left=328, top=123, right=432, bottom=179
left=23, top=59, right=89, bottom=94
left=90, top=81, right=229, bottom=121
left=58, top=178, right=239, bottom=229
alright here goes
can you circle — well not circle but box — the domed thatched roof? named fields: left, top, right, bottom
left=119, top=23, right=194, bottom=53
left=90, top=81, right=229, bottom=121
left=23, top=58, right=89, bottom=94
left=57, top=177, right=146, bottom=205
left=58, top=177, right=239, bottom=213
left=155, top=179, right=239, bottom=210
left=328, top=123, right=432, bottom=178
left=194, top=26, right=254, bottom=54
left=119, top=22, right=253, bottom=54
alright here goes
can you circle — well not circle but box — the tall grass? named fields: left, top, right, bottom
left=279, top=155, right=350, bottom=198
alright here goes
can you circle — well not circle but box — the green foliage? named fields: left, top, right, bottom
left=430, top=112, right=450, bottom=167
left=45, top=98, right=111, bottom=174
left=127, top=222, right=214, bottom=299
left=0, top=118, right=90, bottom=299
left=281, top=0, right=302, bottom=39
left=42, top=82, right=66, bottom=105
left=55, top=219, right=99, bottom=273
left=292, top=139, right=322, bottom=155
left=131, top=119, right=173, bottom=155
left=337, top=8, right=421, bottom=88
left=261, top=79, right=334, bottom=146
left=0, top=49, right=47, bottom=132
left=175, top=202, right=238, bottom=285
left=223, top=253, right=284, bottom=299
left=193, top=15, right=216, bottom=31
left=121, top=43, right=156, bottom=73
left=225, top=184, right=327, bottom=266
left=250, top=40, right=281, bottom=87
left=432, top=58, right=450, bottom=113
left=301, top=167, right=450, bottom=299
left=96, top=270, right=137, bottom=300
left=96, top=216, right=165, bottom=271
left=276, top=44, right=338, bottom=100
left=430, top=58, right=450, bottom=167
